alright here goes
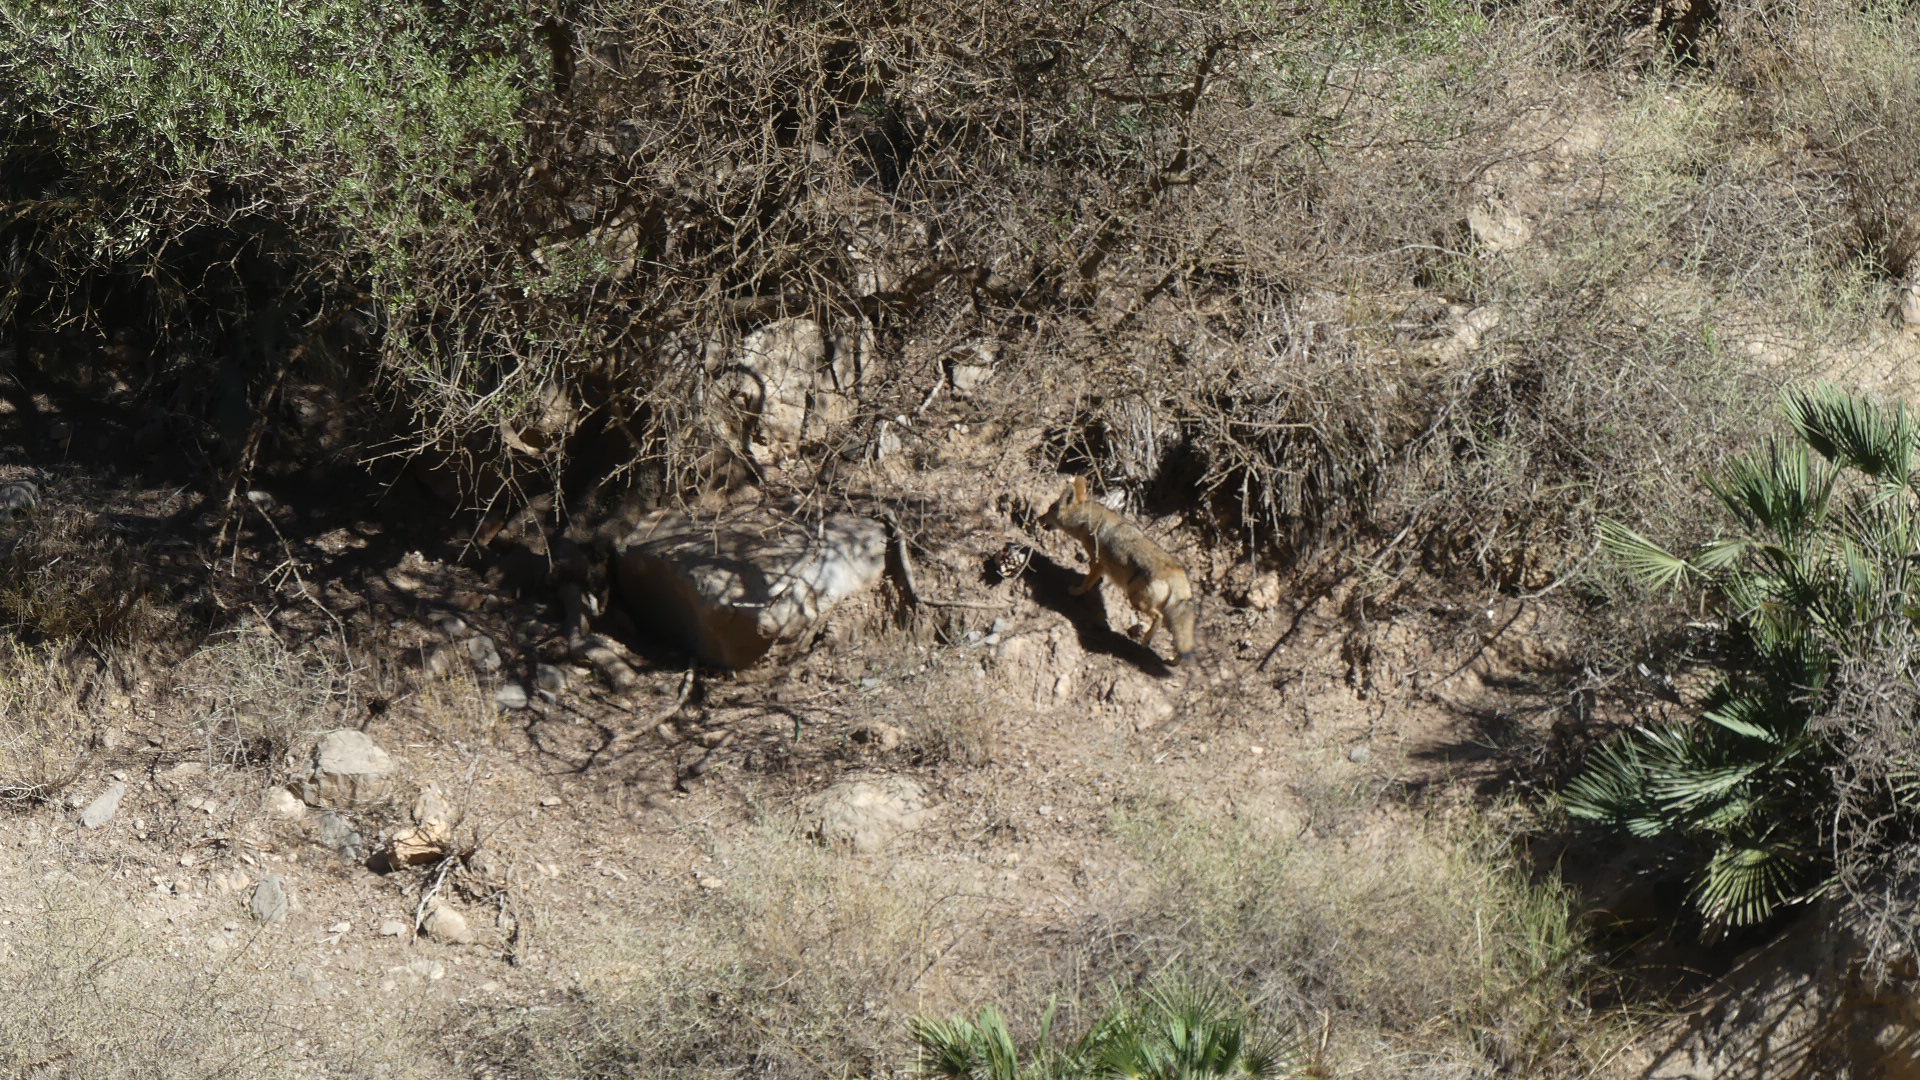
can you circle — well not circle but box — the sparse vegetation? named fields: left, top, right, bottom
left=8, top=0, right=1920, bottom=1075
left=1571, top=385, right=1920, bottom=961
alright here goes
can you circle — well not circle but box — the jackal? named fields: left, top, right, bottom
left=1040, top=476, right=1198, bottom=664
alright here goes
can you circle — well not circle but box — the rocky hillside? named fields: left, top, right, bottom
left=6, top=0, right=1920, bottom=1076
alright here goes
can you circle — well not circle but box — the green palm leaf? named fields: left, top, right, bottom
left=1695, top=838, right=1808, bottom=927
left=1598, top=520, right=1693, bottom=589
left=1782, top=382, right=1918, bottom=485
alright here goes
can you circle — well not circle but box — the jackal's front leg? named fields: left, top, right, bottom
left=1070, top=566, right=1102, bottom=596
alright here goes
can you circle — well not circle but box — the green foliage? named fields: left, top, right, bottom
left=911, top=980, right=1295, bottom=1080
left=1568, top=383, right=1920, bottom=927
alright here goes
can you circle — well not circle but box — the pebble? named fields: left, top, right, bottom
left=423, top=905, right=474, bottom=944
left=533, top=664, right=568, bottom=695
left=263, top=787, right=306, bottom=819
left=78, top=782, right=126, bottom=829
left=250, top=875, right=289, bottom=924
left=494, top=683, right=530, bottom=710
left=465, top=635, right=503, bottom=673
left=1349, top=744, right=1373, bottom=764
left=379, top=919, right=410, bottom=937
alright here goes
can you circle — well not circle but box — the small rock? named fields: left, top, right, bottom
left=386, top=825, right=449, bottom=867
left=435, top=615, right=470, bottom=639
left=1243, top=572, right=1282, bottom=612
left=161, top=761, right=209, bottom=783
left=422, top=905, right=474, bottom=944
left=539, top=795, right=561, bottom=807
left=465, top=635, right=503, bottom=673
left=850, top=722, right=905, bottom=752
left=378, top=919, right=410, bottom=937
left=494, top=683, right=530, bottom=710
left=250, top=875, right=289, bottom=924
left=411, top=785, right=454, bottom=829
left=533, top=663, right=568, bottom=696
left=696, top=874, right=725, bottom=890
left=327, top=921, right=351, bottom=935
left=78, top=782, right=126, bottom=829
left=1348, top=744, right=1373, bottom=764
left=315, top=812, right=368, bottom=862
left=262, top=787, right=306, bottom=819
left=424, top=643, right=458, bottom=678
left=296, top=729, right=395, bottom=809
left=465, top=848, right=506, bottom=884
left=0, top=480, right=38, bottom=520
left=808, top=775, right=936, bottom=854
left=178, top=852, right=197, bottom=868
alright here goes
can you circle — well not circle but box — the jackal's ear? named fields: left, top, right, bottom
left=1072, top=475, right=1088, bottom=502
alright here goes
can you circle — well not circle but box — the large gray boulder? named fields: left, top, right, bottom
left=613, top=508, right=886, bottom=669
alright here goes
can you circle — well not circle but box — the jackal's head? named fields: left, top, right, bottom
left=1039, top=475, right=1089, bottom=532
left=1166, top=596, right=1199, bottom=665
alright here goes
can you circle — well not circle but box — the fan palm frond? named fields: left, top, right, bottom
left=1782, top=382, right=1918, bottom=485
left=1598, top=520, right=1693, bottom=589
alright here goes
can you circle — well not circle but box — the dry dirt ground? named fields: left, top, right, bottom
left=0, top=409, right=1588, bottom=1079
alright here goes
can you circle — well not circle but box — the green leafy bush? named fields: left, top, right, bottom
left=911, top=980, right=1296, bottom=1080
left=1569, top=384, right=1920, bottom=934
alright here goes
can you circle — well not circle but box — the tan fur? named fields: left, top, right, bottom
left=1039, top=476, right=1199, bottom=664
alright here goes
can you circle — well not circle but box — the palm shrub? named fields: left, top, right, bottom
left=1567, top=383, right=1920, bottom=932
left=911, top=981, right=1295, bottom=1080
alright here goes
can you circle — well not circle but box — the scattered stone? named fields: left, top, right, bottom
left=316, top=812, right=369, bottom=862
left=424, top=643, right=458, bottom=678
left=465, top=635, right=503, bottom=673
left=850, top=722, right=905, bottom=752
left=435, top=614, right=470, bottom=639
left=422, top=905, right=474, bottom=944
left=385, top=790, right=454, bottom=867
left=327, top=921, right=351, bottom=935
left=1348, top=744, right=1373, bottom=765
left=532, top=663, right=568, bottom=696
left=494, top=682, right=530, bottom=710
left=807, top=775, right=936, bottom=854
left=612, top=508, right=888, bottom=668
left=161, top=761, right=209, bottom=783
left=295, top=729, right=395, bottom=809
left=412, top=785, right=453, bottom=829
left=1242, top=571, right=1282, bottom=612
left=947, top=343, right=998, bottom=394
left=262, top=787, right=306, bottom=819
left=77, top=781, right=125, bottom=829
left=1107, top=678, right=1175, bottom=733
left=539, top=795, right=561, bottom=807
left=465, top=848, right=506, bottom=885
left=249, top=875, right=288, bottom=924
left=379, top=919, right=410, bottom=937
left=0, top=480, right=39, bottom=520
left=696, top=874, right=725, bottom=890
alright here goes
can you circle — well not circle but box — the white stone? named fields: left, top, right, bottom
left=295, top=730, right=395, bottom=809
left=77, top=782, right=125, bottom=829
left=613, top=508, right=887, bottom=668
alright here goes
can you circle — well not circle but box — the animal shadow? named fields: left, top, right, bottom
left=1021, top=550, right=1174, bottom=677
